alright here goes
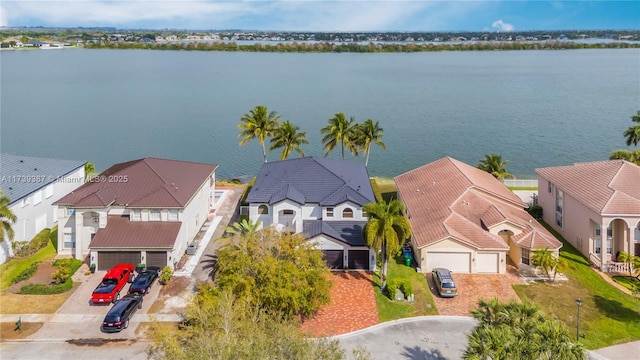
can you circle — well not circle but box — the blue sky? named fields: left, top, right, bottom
left=1, top=1, right=638, bottom=31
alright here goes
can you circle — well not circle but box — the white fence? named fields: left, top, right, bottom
left=502, top=179, right=538, bottom=188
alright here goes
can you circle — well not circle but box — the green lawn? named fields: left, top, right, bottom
left=372, top=256, right=438, bottom=322
left=0, top=241, right=57, bottom=291
left=513, top=222, right=640, bottom=349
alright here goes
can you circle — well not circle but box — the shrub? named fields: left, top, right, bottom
left=52, top=267, right=71, bottom=284
left=19, top=278, right=73, bottom=295
left=53, top=258, right=83, bottom=275
left=527, top=205, right=543, bottom=220
left=12, top=229, right=51, bottom=257
left=386, top=279, right=399, bottom=300
left=401, top=280, right=413, bottom=296
left=159, top=266, right=173, bottom=284
left=12, top=262, right=40, bottom=284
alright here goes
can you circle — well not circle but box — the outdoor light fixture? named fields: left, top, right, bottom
left=575, top=298, right=583, bottom=341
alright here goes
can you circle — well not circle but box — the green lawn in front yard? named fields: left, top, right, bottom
left=513, top=222, right=640, bottom=349
left=0, top=242, right=57, bottom=292
left=372, top=255, right=438, bottom=322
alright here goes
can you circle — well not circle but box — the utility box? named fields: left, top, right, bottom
left=186, top=244, right=197, bottom=255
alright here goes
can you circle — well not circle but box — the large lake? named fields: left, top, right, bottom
left=1, top=48, right=639, bottom=179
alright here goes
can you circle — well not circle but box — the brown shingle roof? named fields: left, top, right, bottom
left=536, top=160, right=640, bottom=215
left=89, top=215, right=181, bottom=249
left=54, top=157, right=217, bottom=208
left=395, top=157, right=560, bottom=250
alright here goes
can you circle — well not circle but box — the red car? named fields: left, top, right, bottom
left=91, top=264, right=134, bottom=304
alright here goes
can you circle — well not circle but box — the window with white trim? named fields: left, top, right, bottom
left=283, top=209, right=294, bottom=215
left=606, top=227, right=613, bottom=254
left=66, top=207, right=75, bottom=216
left=21, top=198, right=27, bottom=208
left=63, top=233, right=75, bottom=249
left=131, top=209, right=141, bottom=221
left=342, top=208, right=354, bottom=219
left=33, top=190, right=42, bottom=205
left=169, top=209, right=178, bottom=221
left=635, top=223, right=640, bottom=243
left=594, top=223, right=602, bottom=254
left=326, top=208, right=334, bottom=217
left=258, top=205, right=269, bottom=215
left=521, top=248, right=531, bottom=265
left=45, top=184, right=53, bottom=198
left=150, top=209, right=161, bottom=221
left=555, top=189, right=563, bottom=227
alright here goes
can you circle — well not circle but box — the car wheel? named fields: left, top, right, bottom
left=124, top=320, right=129, bottom=329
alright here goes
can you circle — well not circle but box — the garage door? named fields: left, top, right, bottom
left=476, top=253, right=499, bottom=273
left=322, top=250, right=344, bottom=269
left=426, top=252, right=471, bottom=273
left=348, top=250, right=370, bottom=270
left=146, top=251, right=167, bottom=268
left=98, top=251, right=141, bottom=271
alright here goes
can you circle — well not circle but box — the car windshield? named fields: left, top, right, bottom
left=442, top=282, right=456, bottom=288
left=103, top=278, right=118, bottom=286
left=133, top=275, right=149, bottom=286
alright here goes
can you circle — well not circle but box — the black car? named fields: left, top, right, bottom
left=128, top=266, right=161, bottom=295
left=101, top=294, right=143, bottom=333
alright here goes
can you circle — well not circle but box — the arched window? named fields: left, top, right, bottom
left=258, top=205, right=269, bottom=215
left=342, top=208, right=354, bottom=218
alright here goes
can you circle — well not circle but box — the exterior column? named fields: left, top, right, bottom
left=600, top=220, right=607, bottom=272
left=75, top=210, right=84, bottom=260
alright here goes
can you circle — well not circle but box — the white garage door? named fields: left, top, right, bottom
left=476, top=253, right=499, bottom=273
left=426, top=252, right=471, bottom=273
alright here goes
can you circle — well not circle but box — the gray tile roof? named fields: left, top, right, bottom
left=246, top=157, right=375, bottom=206
left=0, top=153, right=86, bottom=204
left=303, top=220, right=367, bottom=246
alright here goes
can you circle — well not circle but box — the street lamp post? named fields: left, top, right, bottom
left=575, top=298, right=583, bottom=341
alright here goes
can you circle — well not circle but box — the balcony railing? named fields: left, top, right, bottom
left=606, top=261, right=631, bottom=273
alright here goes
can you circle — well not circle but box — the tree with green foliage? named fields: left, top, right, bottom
left=147, top=289, right=351, bottom=360
left=269, top=120, right=308, bottom=160
left=225, top=218, right=261, bottom=238
left=363, top=200, right=411, bottom=289
left=84, top=162, right=96, bottom=179
left=214, top=229, right=331, bottom=318
left=238, top=105, right=281, bottom=163
left=464, top=298, right=585, bottom=360
left=0, top=191, right=17, bottom=242
left=617, top=251, right=640, bottom=278
left=623, top=110, right=640, bottom=147
left=356, top=119, right=386, bottom=167
left=531, top=248, right=557, bottom=278
left=477, top=153, right=514, bottom=179
left=320, top=112, right=359, bottom=159
left=610, top=149, right=640, bottom=166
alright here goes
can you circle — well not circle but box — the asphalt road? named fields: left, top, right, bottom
left=0, top=339, right=150, bottom=360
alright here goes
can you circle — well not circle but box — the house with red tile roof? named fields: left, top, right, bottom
left=536, top=160, right=640, bottom=272
left=54, top=157, right=218, bottom=270
left=395, top=157, right=561, bottom=274
left=246, top=157, right=376, bottom=270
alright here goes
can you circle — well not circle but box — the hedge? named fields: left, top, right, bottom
left=12, top=261, right=40, bottom=284
left=19, top=278, right=73, bottom=295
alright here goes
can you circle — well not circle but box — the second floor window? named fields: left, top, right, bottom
left=258, top=205, right=269, bottom=215
left=150, top=209, right=161, bottom=221
left=132, top=210, right=141, bottom=221
left=326, top=208, right=334, bottom=217
left=342, top=208, right=354, bottom=218
left=169, top=209, right=178, bottom=221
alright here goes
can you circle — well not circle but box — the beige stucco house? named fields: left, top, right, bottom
left=395, top=157, right=561, bottom=274
left=54, top=157, right=218, bottom=270
left=536, top=160, right=640, bottom=272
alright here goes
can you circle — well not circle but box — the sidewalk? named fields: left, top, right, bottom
left=589, top=340, right=640, bottom=360
left=0, top=313, right=181, bottom=323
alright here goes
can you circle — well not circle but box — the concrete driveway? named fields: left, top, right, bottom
left=427, top=269, right=524, bottom=316
left=337, top=316, right=476, bottom=360
left=27, top=268, right=161, bottom=340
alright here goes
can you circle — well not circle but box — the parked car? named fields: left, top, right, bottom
left=432, top=268, right=458, bottom=298
left=101, top=294, right=143, bottom=333
left=91, top=264, right=135, bottom=304
left=128, top=266, right=161, bottom=295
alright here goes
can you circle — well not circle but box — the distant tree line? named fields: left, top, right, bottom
left=84, top=40, right=640, bottom=52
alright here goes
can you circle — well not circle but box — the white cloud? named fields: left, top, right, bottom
left=491, top=19, right=514, bottom=32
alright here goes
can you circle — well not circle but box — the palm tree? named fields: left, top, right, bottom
left=610, top=149, right=640, bottom=166
left=238, top=105, right=281, bottom=163
left=320, top=112, right=359, bottom=159
left=84, top=162, right=96, bottom=179
left=623, top=110, right=640, bottom=147
left=269, top=120, right=308, bottom=160
left=0, top=191, right=17, bottom=242
left=616, top=251, right=640, bottom=278
left=531, top=248, right=557, bottom=279
left=356, top=119, right=386, bottom=167
left=477, top=153, right=514, bottom=179
left=363, top=200, right=411, bottom=289
left=225, top=218, right=261, bottom=238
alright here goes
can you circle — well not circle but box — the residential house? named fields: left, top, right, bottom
left=53, top=157, right=217, bottom=270
left=395, top=157, right=561, bottom=274
left=245, top=157, right=376, bottom=270
left=536, top=160, right=640, bottom=272
left=0, top=154, right=86, bottom=263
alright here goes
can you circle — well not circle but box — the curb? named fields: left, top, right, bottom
left=330, top=315, right=476, bottom=340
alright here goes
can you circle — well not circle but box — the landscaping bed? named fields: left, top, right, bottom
left=612, top=276, right=640, bottom=293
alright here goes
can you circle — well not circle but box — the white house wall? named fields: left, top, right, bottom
left=1, top=167, right=84, bottom=263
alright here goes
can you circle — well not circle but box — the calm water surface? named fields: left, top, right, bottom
left=1, top=49, right=639, bottom=179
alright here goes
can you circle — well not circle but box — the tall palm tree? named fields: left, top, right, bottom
left=356, top=119, right=386, bottom=167
left=477, top=153, right=514, bottom=179
left=623, top=110, right=640, bottom=147
left=238, top=105, right=281, bottom=163
left=531, top=248, right=557, bottom=278
left=320, top=112, right=359, bottom=159
left=363, top=199, right=411, bottom=289
left=0, top=191, right=17, bottom=242
left=269, top=120, right=308, bottom=160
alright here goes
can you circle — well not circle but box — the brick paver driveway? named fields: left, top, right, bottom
left=300, top=271, right=378, bottom=337
left=428, top=266, right=524, bottom=316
